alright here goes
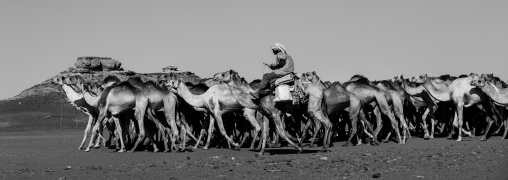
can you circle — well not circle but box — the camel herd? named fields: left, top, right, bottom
left=52, top=70, right=508, bottom=156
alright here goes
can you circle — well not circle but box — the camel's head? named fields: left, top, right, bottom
left=224, top=69, right=241, bottom=83
left=161, top=73, right=180, bottom=93
left=480, top=73, right=494, bottom=82
left=300, top=71, right=320, bottom=83
left=413, top=74, right=427, bottom=84
left=470, top=77, right=486, bottom=87
left=52, top=76, right=64, bottom=85
left=469, top=73, right=480, bottom=81
left=213, top=71, right=225, bottom=82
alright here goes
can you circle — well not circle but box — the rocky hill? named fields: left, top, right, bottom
left=0, top=57, right=202, bottom=131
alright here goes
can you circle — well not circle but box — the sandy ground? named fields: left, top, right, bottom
left=1, top=130, right=507, bottom=180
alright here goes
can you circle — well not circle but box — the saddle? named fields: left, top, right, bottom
left=268, top=73, right=306, bottom=104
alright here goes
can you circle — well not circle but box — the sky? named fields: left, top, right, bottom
left=1, top=0, right=507, bottom=100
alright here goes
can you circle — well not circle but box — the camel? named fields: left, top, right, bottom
left=211, top=71, right=265, bottom=150
left=164, top=72, right=260, bottom=150
left=52, top=75, right=102, bottom=149
left=398, top=75, right=452, bottom=139
left=371, top=79, right=411, bottom=143
left=84, top=80, right=157, bottom=152
left=64, top=75, right=120, bottom=150
left=416, top=74, right=498, bottom=141
left=342, top=75, right=404, bottom=144
left=126, top=76, right=181, bottom=152
left=219, top=70, right=332, bottom=155
left=471, top=77, right=508, bottom=139
left=299, top=71, right=372, bottom=147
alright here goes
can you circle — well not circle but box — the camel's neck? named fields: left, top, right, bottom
left=480, top=82, right=508, bottom=105
left=178, top=83, right=205, bottom=108
left=83, top=91, right=100, bottom=107
left=422, top=78, right=451, bottom=102
left=400, top=80, right=425, bottom=96
left=61, top=84, right=83, bottom=102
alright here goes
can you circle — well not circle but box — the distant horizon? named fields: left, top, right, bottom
left=1, top=0, right=507, bottom=100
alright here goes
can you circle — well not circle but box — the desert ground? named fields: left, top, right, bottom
left=1, top=93, right=508, bottom=179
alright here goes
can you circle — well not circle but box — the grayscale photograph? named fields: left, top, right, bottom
left=0, top=1, right=507, bottom=179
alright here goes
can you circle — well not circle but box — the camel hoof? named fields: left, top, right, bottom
left=255, top=153, right=264, bottom=156
left=84, top=148, right=90, bottom=152
left=202, top=147, right=209, bottom=150
left=248, top=148, right=256, bottom=151
left=342, top=143, right=349, bottom=147
left=77, top=147, right=83, bottom=150
left=480, top=137, right=487, bottom=141
left=297, top=147, right=303, bottom=154
left=93, top=145, right=101, bottom=149
left=153, top=149, right=160, bottom=153
left=119, top=149, right=126, bottom=153
left=456, top=137, right=462, bottom=142
left=163, top=149, right=170, bottom=153
left=308, top=144, right=315, bottom=148
left=429, top=135, right=434, bottom=139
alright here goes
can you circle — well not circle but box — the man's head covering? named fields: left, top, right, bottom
left=271, top=43, right=286, bottom=53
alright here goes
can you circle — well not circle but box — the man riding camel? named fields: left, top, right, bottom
left=251, top=43, right=294, bottom=100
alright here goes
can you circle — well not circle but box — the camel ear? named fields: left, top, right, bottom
left=312, top=71, right=316, bottom=75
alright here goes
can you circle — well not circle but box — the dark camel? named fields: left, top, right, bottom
left=471, top=76, right=508, bottom=139
left=342, top=75, right=404, bottom=144
left=299, top=71, right=372, bottom=147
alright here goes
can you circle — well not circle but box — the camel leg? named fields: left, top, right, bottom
left=272, top=110, right=302, bottom=153
left=203, top=114, right=215, bottom=150
left=481, top=116, right=495, bottom=141
left=372, top=106, right=383, bottom=143
left=111, top=116, right=126, bottom=152
left=211, top=107, right=239, bottom=148
left=502, top=119, right=508, bottom=139
left=344, top=113, right=358, bottom=147
left=377, top=96, right=402, bottom=144
left=78, top=115, right=94, bottom=149
left=429, top=105, right=438, bottom=138
left=194, top=128, right=206, bottom=149
left=455, top=102, right=464, bottom=141
left=300, top=119, right=313, bottom=146
left=309, top=120, right=321, bottom=148
left=84, top=109, right=109, bottom=152
left=241, top=108, right=260, bottom=151
left=163, top=98, right=179, bottom=152
left=257, top=116, right=269, bottom=156
left=308, top=110, right=331, bottom=151
left=393, top=96, right=409, bottom=144
left=129, top=101, right=155, bottom=152
left=421, top=107, right=431, bottom=139
left=145, top=111, right=163, bottom=152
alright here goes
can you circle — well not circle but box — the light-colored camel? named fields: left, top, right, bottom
left=52, top=75, right=103, bottom=149
left=471, top=77, right=508, bottom=139
left=221, top=70, right=333, bottom=155
left=342, top=75, right=404, bottom=144
left=85, top=81, right=157, bottom=152
left=212, top=70, right=263, bottom=150
left=417, top=74, right=497, bottom=141
left=64, top=75, right=119, bottom=149
left=164, top=72, right=259, bottom=150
